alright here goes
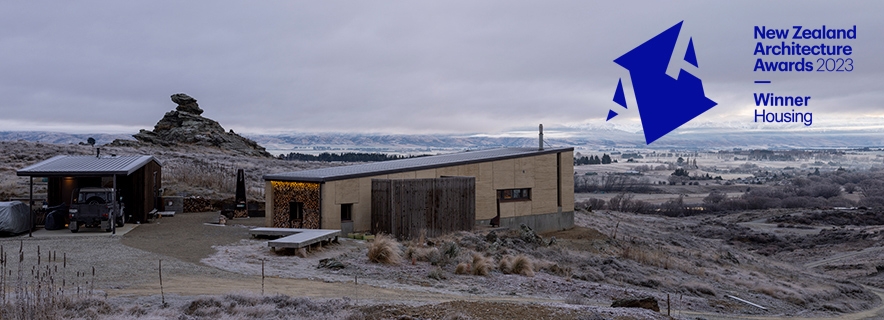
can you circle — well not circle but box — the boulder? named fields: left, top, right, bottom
left=519, top=223, right=543, bottom=245
left=318, top=258, right=345, bottom=270
left=611, top=297, right=660, bottom=312
left=485, top=230, right=498, bottom=243
left=171, top=93, right=204, bottom=115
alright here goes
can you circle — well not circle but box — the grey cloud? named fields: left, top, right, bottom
left=0, top=1, right=881, bottom=135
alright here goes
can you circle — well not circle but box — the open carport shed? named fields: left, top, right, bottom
left=16, top=155, right=162, bottom=226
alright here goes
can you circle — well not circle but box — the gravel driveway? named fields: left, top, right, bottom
left=0, top=212, right=262, bottom=291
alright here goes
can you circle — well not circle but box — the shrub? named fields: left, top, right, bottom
left=587, top=198, right=606, bottom=211
left=425, top=247, right=443, bottom=265
left=367, top=234, right=402, bottom=265
left=825, top=196, right=856, bottom=208
left=811, top=183, right=842, bottom=199
left=428, top=267, right=447, bottom=281
left=406, top=246, right=439, bottom=263
left=743, top=195, right=780, bottom=210
left=512, top=254, right=535, bottom=277
left=660, top=196, right=686, bottom=216
left=781, top=196, right=824, bottom=209
left=859, top=196, right=884, bottom=208
left=442, top=241, right=460, bottom=260
left=703, top=190, right=727, bottom=205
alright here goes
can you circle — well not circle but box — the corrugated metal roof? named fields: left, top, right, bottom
left=16, top=155, right=160, bottom=177
left=264, top=147, right=573, bottom=182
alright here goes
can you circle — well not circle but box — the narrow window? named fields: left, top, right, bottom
left=497, top=188, right=531, bottom=202
left=289, top=201, right=304, bottom=221
left=556, top=152, right=562, bottom=207
left=341, top=203, right=353, bottom=222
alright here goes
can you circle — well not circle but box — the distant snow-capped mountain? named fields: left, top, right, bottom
left=4, top=122, right=884, bottom=154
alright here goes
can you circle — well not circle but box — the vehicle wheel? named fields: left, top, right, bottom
left=85, top=196, right=105, bottom=205
left=116, top=216, right=125, bottom=228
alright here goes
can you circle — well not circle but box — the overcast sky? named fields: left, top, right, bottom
left=1, top=1, right=881, bottom=135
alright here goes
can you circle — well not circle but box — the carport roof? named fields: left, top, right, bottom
left=264, top=147, right=573, bottom=183
left=16, top=155, right=160, bottom=177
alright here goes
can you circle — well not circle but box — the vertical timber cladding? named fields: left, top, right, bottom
left=271, top=181, right=321, bottom=228
left=371, top=177, right=475, bottom=240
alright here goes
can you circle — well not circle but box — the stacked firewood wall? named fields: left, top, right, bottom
left=183, top=197, right=213, bottom=213
left=271, top=181, right=321, bottom=229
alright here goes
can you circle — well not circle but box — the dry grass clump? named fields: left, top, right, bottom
left=455, top=262, right=471, bottom=275
left=619, top=242, right=670, bottom=269
left=498, top=255, right=513, bottom=274
left=181, top=294, right=360, bottom=319
left=497, top=254, right=534, bottom=277
left=471, top=253, right=493, bottom=276
left=511, top=254, right=535, bottom=277
left=682, top=281, right=716, bottom=296
left=406, top=246, right=442, bottom=264
left=367, top=234, right=402, bottom=265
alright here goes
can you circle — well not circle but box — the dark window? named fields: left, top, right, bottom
left=341, top=204, right=353, bottom=222
left=289, top=201, right=304, bottom=221
left=497, top=188, right=531, bottom=202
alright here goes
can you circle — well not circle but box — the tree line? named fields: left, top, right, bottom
left=575, top=154, right=613, bottom=165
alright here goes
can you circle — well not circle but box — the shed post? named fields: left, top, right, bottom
left=112, top=174, right=117, bottom=235
left=29, top=176, right=33, bottom=237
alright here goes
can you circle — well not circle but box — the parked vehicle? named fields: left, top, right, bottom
left=0, top=201, right=30, bottom=235
left=44, top=204, right=68, bottom=230
left=68, top=188, right=124, bottom=233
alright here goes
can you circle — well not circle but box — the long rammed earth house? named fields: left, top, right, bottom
left=263, top=145, right=574, bottom=239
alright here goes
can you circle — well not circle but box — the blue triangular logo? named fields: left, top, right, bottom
left=610, top=21, right=716, bottom=144
left=684, top=37, right=698, bottom=67
left=613, top=78, right=627, bottom=109
left=606, top=109, right=618, bottom=121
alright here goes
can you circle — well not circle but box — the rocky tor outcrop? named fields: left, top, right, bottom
left=132, top=93, right=271, bottom=157
left=170, top=93, right=204, bottom=115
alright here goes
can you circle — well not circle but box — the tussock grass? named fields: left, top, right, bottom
left=498, top=255, right=513, bottom=274
left=619, top=242, right=670, bottom=269
left=455, top=262, right=470, bottom=275
left=406, top=246, right=441, bottom=264
left=180, top=294, right=360, bottom=319
left=471, top=253, right=492, bottom=276
left=367, top=234, right=402, bottom=265
left=512, top=254, right=535, bottom=277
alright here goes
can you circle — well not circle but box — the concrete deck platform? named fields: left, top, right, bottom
left=250, top=227, right=340, bottom=250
